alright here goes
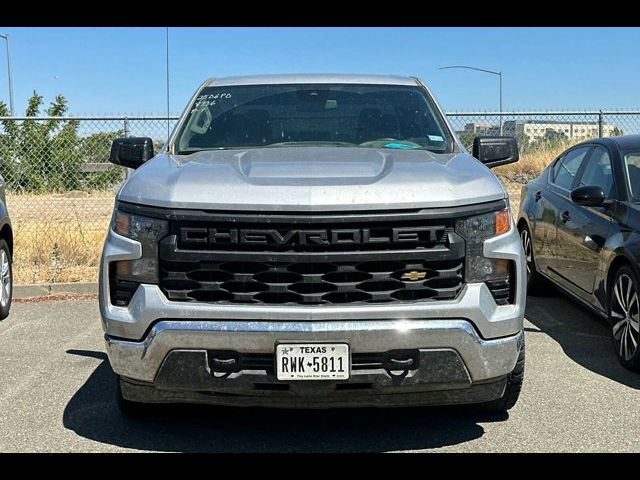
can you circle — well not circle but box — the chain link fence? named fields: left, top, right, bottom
left=0, top=116, right=178, bottom=284
left=446, top=111, right=638, bottom=152
left=1, top=111, right=639, bottom=285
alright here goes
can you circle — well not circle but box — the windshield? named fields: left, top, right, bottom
left=175, top=83, right=454, bottom=154
left=624, top=152, right=640, bottom=201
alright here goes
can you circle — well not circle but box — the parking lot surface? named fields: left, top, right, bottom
left=0, top=293, right=638, bottom=452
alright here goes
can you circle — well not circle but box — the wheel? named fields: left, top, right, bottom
left=115, top=375, right=148, bottom=417
left=608, top=266, right=640, bottom=372
left=479, top=338, right=525, bottom=413
left=519, top=223, right=550, bottom=296
left=0, top=239, right=13, bottom=320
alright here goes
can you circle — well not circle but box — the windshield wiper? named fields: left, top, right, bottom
left=176, top=147, right=229, bottom=155
left=266, top=141, right=357, bottom=147
left=177, top=141, right=363, bottom=153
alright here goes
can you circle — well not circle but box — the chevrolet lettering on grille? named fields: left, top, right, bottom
left=180, top=226, right=445, bottom=248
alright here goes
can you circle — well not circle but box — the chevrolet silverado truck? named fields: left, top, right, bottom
left=101, top=74, right=525, bottom=414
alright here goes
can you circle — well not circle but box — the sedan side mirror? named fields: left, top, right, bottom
left=571, top=185, right=606, bottom=207
left=110, top=137, right=155, bottom=169
left=472, top=136, right=519, bottom=168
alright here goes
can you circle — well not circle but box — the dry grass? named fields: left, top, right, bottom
left=494, top=144, right=570, bottom=219
left=6, top=146, right=561, bottom=285
left=494, top=143, right=568, bottom=182
left=8, top=191, right=114, bottom=284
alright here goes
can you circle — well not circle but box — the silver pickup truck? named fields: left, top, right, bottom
left=100, top=74, right=526, bottom=414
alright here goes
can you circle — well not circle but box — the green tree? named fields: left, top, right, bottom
left=80, top=131, right=126, bottom=189
left=0, top=92, right=80, bottom=191
left=457, top=130, right=476, bottom=151
left=153, top=139, right=166, bottom=154
left=0, top=92, right=123, bottom=192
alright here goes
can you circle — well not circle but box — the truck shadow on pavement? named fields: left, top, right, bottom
left=525, top=293, right=640, bottom=390
left=62, top=350, right=505, bottom=452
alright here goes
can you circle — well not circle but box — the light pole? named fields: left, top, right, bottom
left=439, top=65, right=503, bottom=135
left=165, top=27, right=170, bottom=139
left=0, top=34, right=14, bottom=116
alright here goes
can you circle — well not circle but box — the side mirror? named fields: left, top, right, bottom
left=571, top=185, right=606, bottom=207
left=110, top=137, right=155, bottom=169
left=472, top=136, right=519, bottom=168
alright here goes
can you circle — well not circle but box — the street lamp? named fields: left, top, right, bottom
left=0, top=34, right=14, bottom=116
left=439, top=65, right=503, bottom=135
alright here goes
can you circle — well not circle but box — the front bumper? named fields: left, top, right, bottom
left=109, top=320, right=523, bottom=407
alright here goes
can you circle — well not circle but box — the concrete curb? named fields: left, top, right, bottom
left=14, top=282, right=98, bottom=299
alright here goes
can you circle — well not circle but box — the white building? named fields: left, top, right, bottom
left=502, top=120, right=617, bottom=142
left=459, top=120, right=619, bottom=142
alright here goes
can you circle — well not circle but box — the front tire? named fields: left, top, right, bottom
left=608, top=266, right=640, bottom=372
left=0, top=239, right=13, bottom=320
left=115, top=375, right=148, bottom=417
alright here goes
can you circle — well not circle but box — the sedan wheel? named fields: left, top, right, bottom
left=0, top=239, right=12, bottom=320
left=518, top=223, right=549, bottom=295
left=0, top=248, right=11, bottom=308
left=610, top=267, right=640, bottom=371
left=520, top=227, right=532, bottom=280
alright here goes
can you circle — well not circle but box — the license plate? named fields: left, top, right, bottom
left=276, top=343, right=350, bottom=381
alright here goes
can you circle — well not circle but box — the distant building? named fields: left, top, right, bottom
left=461, top=122, right=502, bottom=136
left=459, top=120, right=618, bottom=142
left=502, top=120, right=617, bottom=142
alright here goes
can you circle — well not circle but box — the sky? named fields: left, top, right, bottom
left=0, top=27, right=639, bottom=116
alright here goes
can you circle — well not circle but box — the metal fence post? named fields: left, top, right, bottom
left=598, top=110, right=603, bottom=138
left=124, top=116, right=131, bottom=178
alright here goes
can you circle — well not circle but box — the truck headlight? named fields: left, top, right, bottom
left=455, top=208, right=510, bottom=241
left=455, top=208, right=511, bottom=283
left=111, top=209, right=169, bottom=284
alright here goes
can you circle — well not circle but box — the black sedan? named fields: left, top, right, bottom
left=518, top=135, right=640, bottom=371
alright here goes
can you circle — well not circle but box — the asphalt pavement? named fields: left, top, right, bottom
left=0, top=292, right=638, bottom=452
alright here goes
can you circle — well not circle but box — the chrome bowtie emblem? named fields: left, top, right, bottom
left=401, top=271, right=427, bottom=281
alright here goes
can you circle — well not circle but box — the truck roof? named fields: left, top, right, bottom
left=205, top=73, right=420, bottom=87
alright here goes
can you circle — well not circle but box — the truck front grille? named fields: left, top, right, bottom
left=155, top=209, right=466, bottom=306
left=160, top=258, right=464, bottom=304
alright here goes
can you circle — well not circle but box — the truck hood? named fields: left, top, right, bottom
left=117, top=147, right=507, bottom=211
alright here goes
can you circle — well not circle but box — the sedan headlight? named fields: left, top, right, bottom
left=455, top=208, right=511, bottom=283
